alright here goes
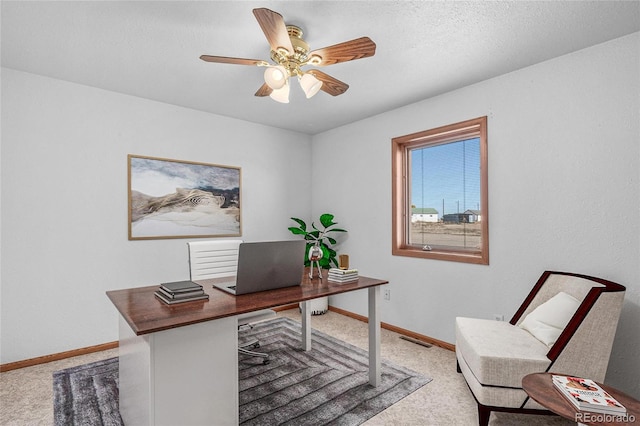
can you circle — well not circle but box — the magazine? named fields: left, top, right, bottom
left=552, top=375, right=626, bottom=414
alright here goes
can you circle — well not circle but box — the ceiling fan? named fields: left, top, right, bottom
left=200, top=8, right=376, bottom=103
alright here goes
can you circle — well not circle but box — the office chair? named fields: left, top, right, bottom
left=187, top=239, right=276, bottom=364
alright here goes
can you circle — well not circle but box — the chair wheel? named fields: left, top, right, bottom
left=262, top=359, right=270, bottom=365
left=253, top=343, right=260, bottom=349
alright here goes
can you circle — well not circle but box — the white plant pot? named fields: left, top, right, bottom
left=300, top=296, right=328, bottom=315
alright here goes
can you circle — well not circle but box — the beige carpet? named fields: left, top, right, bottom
left=1, top=309, right=573, bottom=425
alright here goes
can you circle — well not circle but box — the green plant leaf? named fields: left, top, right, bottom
left=326, top=236, right=337, bottom=245
left=328, top=228, right=347, bottom=233
left=290, top=217, right=307, bottom=230
left=319, top=213, right=336, bottom=228
left=288, top=227, right=306, bottom=235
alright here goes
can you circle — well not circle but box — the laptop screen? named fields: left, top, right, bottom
left=214, top=240, right=306, bottom=295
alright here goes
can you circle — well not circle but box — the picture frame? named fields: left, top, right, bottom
left=128, top=155, right=241, bottom=240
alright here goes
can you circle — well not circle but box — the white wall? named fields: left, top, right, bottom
left=0, top=68, right=312, bottom=364
left=313, top=33, right=640, bottom=397
left=1, top=33, right=638, bottom=398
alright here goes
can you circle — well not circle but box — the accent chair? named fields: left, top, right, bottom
left=455, top=271, right=626, bottom=425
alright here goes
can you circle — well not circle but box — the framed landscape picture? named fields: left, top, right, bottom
left=128, top=155, right=241, bottom=240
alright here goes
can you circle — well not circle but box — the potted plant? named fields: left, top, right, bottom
left=288, top=213, right=347, bottom=315
left=288, top=213, right=347, bottom=270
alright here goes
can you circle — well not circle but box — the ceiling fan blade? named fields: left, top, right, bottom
left=253, top=8, right=294, bottom=56
left=199, top=55, right=266, bottom=66
left=307, top=37, right=376, bottom=66
left=307, top=70, right=349, bottom=96
left=255, top=83, right=273, bottom=97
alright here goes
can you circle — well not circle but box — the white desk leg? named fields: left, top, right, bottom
left=368, top=286, right=381, bottom=386
left=301, top=300, right=312, bottom=351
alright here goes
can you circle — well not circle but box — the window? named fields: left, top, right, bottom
left=392, top=116, right=488, bottom=264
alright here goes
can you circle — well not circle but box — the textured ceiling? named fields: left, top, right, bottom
left=2, top=1, right=639, bottom=135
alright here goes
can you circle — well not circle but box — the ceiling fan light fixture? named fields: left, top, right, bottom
left=299, top=73, right=323, bottom=99
left=264, top=65, right=288, bottom=90
left=200, top=8, right=376, bottom=103
left=269, top=81, right=290, bottom=103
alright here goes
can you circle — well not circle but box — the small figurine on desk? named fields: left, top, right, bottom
left=308, top=242, right=323, bottom=280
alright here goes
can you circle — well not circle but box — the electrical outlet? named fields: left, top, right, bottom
left=493, top=314, right=504, bottom=321
left=383, top=289, right=391, bottom=301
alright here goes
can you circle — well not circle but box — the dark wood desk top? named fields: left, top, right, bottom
left=523, top=373, right=639, bottom=425
left=107, top=268, right=387, bottom=336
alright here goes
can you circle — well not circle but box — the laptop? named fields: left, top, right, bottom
left=212, top=240, right=306, bottom=295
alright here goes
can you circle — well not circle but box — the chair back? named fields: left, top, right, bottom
left=511, top=271, right=625, bottom=381
left=187, top=240, right=243, bottom=280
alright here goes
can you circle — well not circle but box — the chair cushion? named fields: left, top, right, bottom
left=519, top=291, right=581, bottom=347
left=456, top=317, right=551, bottom=388
left=456, top=350, right=546, bottom=409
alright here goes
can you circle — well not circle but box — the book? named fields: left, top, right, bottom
left=157, top=287, right=205, bottom=300
left=154, top=291, right=209, bottom=305
left=552, top=375, right=626, bottom=414
left=328, top=268, right=358, bottom=277
left=328, top=269, right=359, bottom=283
left=328, top=268, right=358, bottom=275
left=160, top=280, right=203, bottom=294
left=328, top=272, right=358, bottom=278
left=328, top=276, right=359, bottom=284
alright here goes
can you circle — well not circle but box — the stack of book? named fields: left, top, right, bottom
left=154, top=280, right=209, bottom=305
left=552, top=375, right=626, bottom=415
left=328, top=268, right=359, bottom=284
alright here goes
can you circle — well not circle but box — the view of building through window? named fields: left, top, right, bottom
left=409, top=138, right=481, bottom=250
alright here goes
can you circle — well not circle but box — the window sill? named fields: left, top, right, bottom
left=392, top=246, right=488, bottom=265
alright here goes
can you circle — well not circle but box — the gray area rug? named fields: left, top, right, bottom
left=53, top=317, right=431, bottom=425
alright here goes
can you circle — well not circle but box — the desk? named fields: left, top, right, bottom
left=522, top=373, right=640, bottom=426
left=106, top=269, right=388, bottom=426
